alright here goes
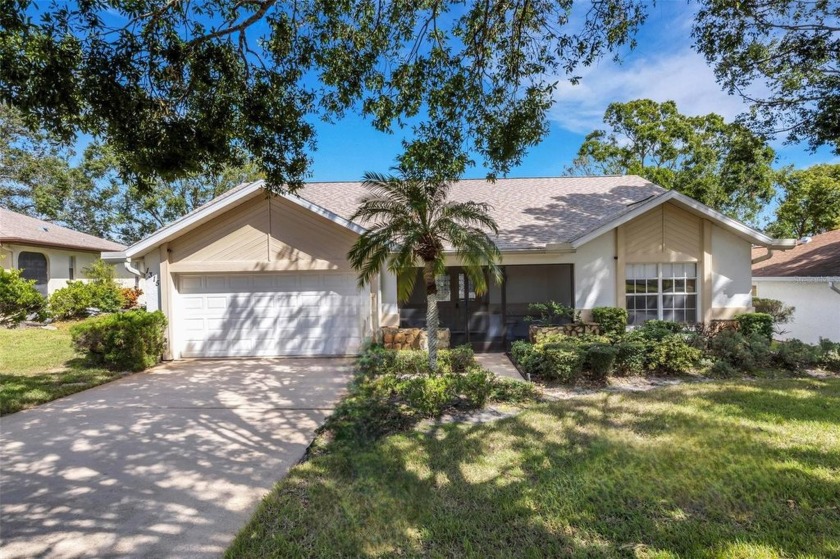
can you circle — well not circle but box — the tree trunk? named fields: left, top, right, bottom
left=423, top=261, right=438, bottom=372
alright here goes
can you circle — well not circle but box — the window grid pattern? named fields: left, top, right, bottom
left=626, top=263, right=698, bottom=325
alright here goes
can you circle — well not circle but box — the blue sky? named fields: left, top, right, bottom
left=306, top=1, right=837, bottom=183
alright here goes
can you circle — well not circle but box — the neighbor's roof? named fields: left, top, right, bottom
left=0, top=207, right=125, bottom=252
left=124, top=175, right=794, bottom=257
left=752, top=228, right=840, bottom=278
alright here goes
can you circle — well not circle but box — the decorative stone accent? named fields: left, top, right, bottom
left=529, top=323, right=601, bottom=343
left=381, top=327, right=451, bottom=350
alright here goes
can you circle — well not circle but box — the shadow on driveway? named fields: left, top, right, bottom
left=0, top=358, right=353, bottom=558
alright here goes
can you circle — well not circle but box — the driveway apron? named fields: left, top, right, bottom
left=0, top=358, right=353, bottom=559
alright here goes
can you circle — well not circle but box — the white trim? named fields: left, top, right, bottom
left=753, top=276, right=840, bottom=283
left=101, top=251, right=127, bottom=264
left=124, top=180, right=369, bottom=258
left=569, top=190, right=796, bottom=250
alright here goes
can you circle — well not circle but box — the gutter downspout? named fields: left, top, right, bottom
left=123, top=259, right=144, bottom=289
left=751, top=248, right=774, bottom=264
left=830, top=282, right=840, bottom=297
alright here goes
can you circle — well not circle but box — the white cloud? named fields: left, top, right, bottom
left=548, top=48, right=748, bottom=133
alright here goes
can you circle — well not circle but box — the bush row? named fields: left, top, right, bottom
left=512, top=317, right=840, bottom=383
left=71, top=310, right=167, bottom=371
left=320, top=345, right=536, bottom=447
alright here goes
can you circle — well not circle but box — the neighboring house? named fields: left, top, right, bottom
left=752, top=229, right=840, bottom=344
left=103, top=176, right=794, bottom=359
left=0, top=207, right=137, bottom=297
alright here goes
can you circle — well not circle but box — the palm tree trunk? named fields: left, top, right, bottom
left=423, top=262, right=439, bottom=372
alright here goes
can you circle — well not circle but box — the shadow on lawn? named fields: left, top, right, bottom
left=245, top=379, right=840, bottom=558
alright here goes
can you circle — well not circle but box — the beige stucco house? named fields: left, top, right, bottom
left=103, top=176, right=794, bottom=359
left=0, top=208, right=138, bottom=296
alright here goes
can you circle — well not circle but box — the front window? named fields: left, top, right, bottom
left=18, top=251, right=48, bottom=295
left=626, top=263, right=697, bottom=325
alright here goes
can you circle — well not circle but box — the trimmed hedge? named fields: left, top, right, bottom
left=71, top=310, right=167, bottom=371
left=736, top=312, right=773, bottom=341
left=591, top=307, right=627, bottom=340
left=50, top=281, right=125, bottom=319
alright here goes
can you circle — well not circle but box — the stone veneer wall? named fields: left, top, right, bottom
left=381, top=327, right=451, bottom=350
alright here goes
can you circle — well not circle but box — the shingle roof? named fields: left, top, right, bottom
left=295, top=175, right=666, bottom=250
left=752, top=229, right=840, bottom=278
left=0, top=208, right=125, bottom=252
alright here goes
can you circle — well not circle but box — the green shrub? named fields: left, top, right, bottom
left=525, top=300, right=580, bottom=326
left=752, top=297, right=795, bottom=327
left=774, top=339, right=819, bottom=371
left=614, top=339, right=647, bottom=375
left=356, top=344, right=398, bottom=377
left=591, top=307, right=628, bottom=340
left=736, top=312, right=773, bottom=341
left=489, top=377, right=537, bottom=403
left=441, top=345, right=475, bottom=373
left=50, top=280, right=125, bottom=319
left=709, top=359, right=738, bottom=378
left=640, top=320, right=684, bottom=341
left=393, top=350, right=433, bottom=375
left=510, top=340, right=541, bottom=376
left=586, top=344, right=617, bottom=381
left=647, top=334, right=701, bottom=374
left=71, top=310, right=167, bottom=371
left=542, top=347, right=585, bottom=383
left=0, top=268, right=47, bottom=326
left=709, top=329, right=772, bottom=372
left=401, top=374, right=457, bottom=417
left=818, top=338, right=840, bottom=372
left=455, top=368, right=495, bottom=407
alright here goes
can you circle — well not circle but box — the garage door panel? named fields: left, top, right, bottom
left=176, top=273, right=364, bottom=357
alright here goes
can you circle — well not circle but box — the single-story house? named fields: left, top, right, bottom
left=752, top=228, right=840, bottom=343
left=0, top=207, right=138, bottom=297
left=103, top=175, right=794, bottom=359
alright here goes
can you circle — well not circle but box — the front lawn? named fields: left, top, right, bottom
left=0, top=323, right=122, bottom=415
left=228, top=378, right=840, bottom=558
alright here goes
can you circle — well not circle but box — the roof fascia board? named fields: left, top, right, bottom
left=752, top=276, right=840, bottom=282
left=281, top=192, right=368, bottom=235
left=569, top=190, right=796, bottom=250
left=0, top=238, right=121, bottom=253
left=125, top=180, right=265, bottom=257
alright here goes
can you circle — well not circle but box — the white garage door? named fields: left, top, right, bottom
left=176, top=273, right=365, bottom=358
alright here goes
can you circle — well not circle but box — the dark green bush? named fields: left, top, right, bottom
left=752, top=297, right=795, bottom=327
left=640, top=320, right=684, bottom=341
left=709, top=359, right=738, bottom=378
left=356, top=344, right=398, bottom=377
left=542, top=347, right=585, bottom=383
left=510, top=340, right=541, bottom=377
left=647, top=334, right=701, bottom=374
left=401, top=375, right=457, bottom=416
left=393, top=350, right=433, bottom=375
left=455, top=368, right=495, bottom=407
left=736, top=312, right=773, bottom=341
left=774, top=339, right=819, bottom=371
left=441, top=345, right=475, bottom=373
left=71, top=310, right=167, bottom=371
left=614, top=339, right=647, bottom=375
left=0, top=268, right=47, bottom=326
left=586, top=344, right=617, bottom=381
left=709, top=330, right=772, bottom=372
left=489, top=377, right=537, bottom=403
left=524, top=300, right=580, bottom=325
left=591, top=307, right=628, bottom=339
left=818, top=338, right=840, bottom=372
left=50, top=280, right=125, bottom=319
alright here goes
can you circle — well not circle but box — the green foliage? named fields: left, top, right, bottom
left=70, top=310, right=167, bottom=372
left=709, top=330, right=772, bottom=372
left=694, top=1, right=840, bottom=154
left=614, top=339, right=647, bottom=376
left=525, top=301, right=579, bottom=326
left=766, top=164, right=840, bottom=238
left=639, top=319, right=684, bottom=341
left=49, top=281, right=125, bottom=319
left=440, top=345, right=475, bottom=373
left=356, top=344, right=399, bottom=378
left=455, top=368, right=496, bottom=408
left=736, top=312, right=774, bottom=341
left=0, top=1, right=646, bottom=190
left=774, top=339, right=820, bottom=372
left=542, top=348, right=585, bottom=383
left=591, top=307, right=627, bottom=339
left=83, top=259, right=117, bottom=282
left=646, top=334, right=702, bottom=375
left=752, top=297, right=795, bottom=327
left=565, top=99, right=776, bottom=223
left=586, top=344, right=617, bottom=381
left=817, top=338, right=840, bottom=372
left=401, top=375, right=457, bottom=417
left=0, top=268, right=47, bottom=327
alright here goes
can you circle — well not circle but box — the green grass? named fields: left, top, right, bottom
left=228, top=378, right=840, bottom=558
left=0, top=323, right=123, bottom=415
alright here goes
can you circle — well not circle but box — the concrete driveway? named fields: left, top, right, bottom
left=0, top=358, right=353, bottom=559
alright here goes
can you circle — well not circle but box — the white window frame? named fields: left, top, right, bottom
left=625, top=263, right=699, bottom=324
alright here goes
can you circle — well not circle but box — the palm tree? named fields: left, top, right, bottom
left=348, top=169, right=502, bottom=371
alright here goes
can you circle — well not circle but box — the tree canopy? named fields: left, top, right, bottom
left=767, top=164, right=840, bottom=239
left=0, top=0, right=647, bottom=191
left=693, top=0, right=840, bottom=154
left=565, top=99, right=777, bottom=224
